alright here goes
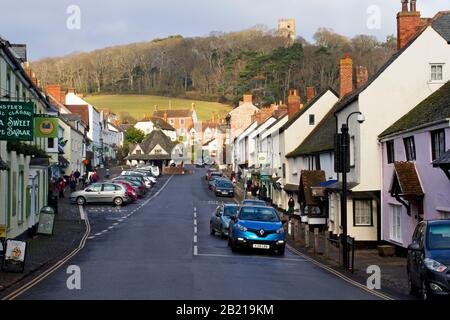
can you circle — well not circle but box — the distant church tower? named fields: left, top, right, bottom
left=278, top=19, right=296, bottom=44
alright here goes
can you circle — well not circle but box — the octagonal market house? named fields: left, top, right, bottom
left=125, top=127, right=178, bottom=171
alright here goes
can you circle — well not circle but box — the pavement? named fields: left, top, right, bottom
left=1, top=166, right=394, bottom=300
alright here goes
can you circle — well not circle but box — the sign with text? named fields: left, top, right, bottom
left=34, top=116, right=58, bottom=138
left=1, top=239, right=27, bottom=273
left=37, top=212, right=56, bottom=235
left=0, top=101, right=34, bottom=141
left=0, top=224, right=6, bottom=238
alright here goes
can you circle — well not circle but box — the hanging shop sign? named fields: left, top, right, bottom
left=34, top=115, right=58, bottom=138
left=257, top=153, right=268, bottom=166
left=0, top=101, right=34, bottom=141
left=0, top=224, right=6, bottom=238
left=1, top=239, right=27, bottom=273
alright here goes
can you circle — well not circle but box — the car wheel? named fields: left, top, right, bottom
left=231, top=239, right=239, bottom=252
left=277, top=247, right=285, bottom=256
left=227, top=236, right=232, bottom=247
left=210, top=223, right=215, bottom=236
left=408, top=272, right=419, bottom=296
left=220, top=226, right=227, bottom=239
left=76, top=197, right=86, bottom=206
left=421, top=279, right=430, bottom=301
left=114, top=197, right=124, bottom=206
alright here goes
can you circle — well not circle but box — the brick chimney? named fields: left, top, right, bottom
left=47, top=85, right=62, bottom=103
left=163, top=112, right=168, bottom=122
left=355, top=66, right=369, bottom=88
left=287, top=89, right=301, bottom=119
left=306, top=86, right=316, bottom=103
left=243, top=94, right=253, bottom=104
left=397, top=0, right=426, bottom=50
left=67, top=88, right=76, bottom=94
left=339, top=55, right=353, bottom=98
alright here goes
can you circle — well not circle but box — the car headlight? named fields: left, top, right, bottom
left=276, top=227, right=285, bottom=234
left=424, top=258, right=448, bottom=273
left=236, top=224, right=247, bottom=232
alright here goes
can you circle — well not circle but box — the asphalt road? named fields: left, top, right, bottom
left=15, top=166, right=384, bottom=300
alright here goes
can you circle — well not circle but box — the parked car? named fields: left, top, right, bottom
left=205, top=168, right=215, bottom=180
left=228, top=205, right=287, bottom=255
left=214, top=179, right=234, bottom=197
left=114, top=181, right=138, bottom=202
left=120, top=171, right=154, bottom=187
left=207, top=171, right=223, bottom=181
left=241, top=199, right=267, bottom=206
left=210, top=204, right=239, bottom=238
left=70, top=183, right=131, bottom=206
left=114, top=175, right=149, bottom=189
left=407, top=219, right=450, bottom=300
left=208, top=175, right=223, bottom=190
left=113, top=179, right=146, bottom=198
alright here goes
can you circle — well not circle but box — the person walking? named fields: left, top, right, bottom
left=69, top=176, right=77, bottom=193
left=288, top=195, right=295, bottom=215
left=58, top=178, right=65, bottom=199
left=92, top=171, right=99, bottom=183
left=260, top=185, right=267, bottom=201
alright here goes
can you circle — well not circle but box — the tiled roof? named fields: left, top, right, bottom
left=65, top=105, right=90, bottom=127
left=126, top=129, right=176, bottom=161
left=280, top=88, right=337, bottom=132
left=335, top=11, right=450, bottom=114
left=298, top=170, right=326, bottom=206
left=379, top=81, right=450, bottom=138
left=286, top=108, right=336, bottom=158
left=153, top=109, right=192, bottom=118
left=283, top=183, right=299, bottom=193
left=138, top=116, right=175, bottom=131
left=393, top=162, right=424, bottom=196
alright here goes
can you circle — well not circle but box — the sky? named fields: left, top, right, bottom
left=1, top=0, right=448, bottom=60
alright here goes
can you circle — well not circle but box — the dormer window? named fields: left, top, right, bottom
left=430, top=64, right=443, bottom=82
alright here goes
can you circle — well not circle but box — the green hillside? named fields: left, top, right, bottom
left=84, top=94, right=232, bottom=121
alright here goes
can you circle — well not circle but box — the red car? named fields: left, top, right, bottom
left=115, top=181, right=138, bottom=202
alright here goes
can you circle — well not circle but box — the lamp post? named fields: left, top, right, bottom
left=337, top=111, right=365, bottom=270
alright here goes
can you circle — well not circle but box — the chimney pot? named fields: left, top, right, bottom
left=243, top=94, right=253, bottom=104
left=402, top=0, right=409, bottom=12
left=287, top=89, right=301, bottom=119
left=397, top=0, right=425, bottom=50
left=410, top=0, right=416, bottom=12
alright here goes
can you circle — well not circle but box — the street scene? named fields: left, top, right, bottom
left=0, top=0, right=449, bottom=308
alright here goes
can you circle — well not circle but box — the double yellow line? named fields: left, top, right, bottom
left=1, top=206, right=91, bottom=300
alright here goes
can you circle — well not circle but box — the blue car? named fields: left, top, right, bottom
left=241, top=199, right=267, bottom=206
left=407, top=219, right=450, bottom=300
left=228, top=205, right=287, bottom=255
left=210, top=204, right=239, bottom=238
left=214, top=179, right=234, bottom=197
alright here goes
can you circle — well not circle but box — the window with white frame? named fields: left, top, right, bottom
left=353, top=199, right=373, bottom=226
left=390, top=205, right=402, bottom=243
left=430, top=64, right=443, bottom=82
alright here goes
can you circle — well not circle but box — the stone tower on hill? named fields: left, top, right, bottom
left=278, top=19, right=296, bottom=44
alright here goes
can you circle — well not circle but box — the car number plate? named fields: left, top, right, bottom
left=253, top=244, right=270, bottom=249
left=222, top=191, right=228, bottom=194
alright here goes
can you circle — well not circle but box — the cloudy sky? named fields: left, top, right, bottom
left=1, top=0, right=448, bottom=60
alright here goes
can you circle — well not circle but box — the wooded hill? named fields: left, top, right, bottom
left=31, top=27, right=397, bottom=106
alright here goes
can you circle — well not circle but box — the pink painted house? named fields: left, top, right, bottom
left=379, top=81, right=450, bottom=248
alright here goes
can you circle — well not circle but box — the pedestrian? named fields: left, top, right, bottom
left=288, top=195, right=295, bottom=215
left=246, top=179, right=252, bottom=194
left=80, top=173, right=87, bottom=188
left=58, top=178, right=65, bottom=199
left=260, top=185, right=267, bottom=201
left=69, top=176, right=77, bottom=192
left=74, top=169, right=81, bottom=181
left=92, top=170, right=98, bottom=183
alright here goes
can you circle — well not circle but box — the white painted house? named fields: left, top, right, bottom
left=331, top=9, right=450, bottom=244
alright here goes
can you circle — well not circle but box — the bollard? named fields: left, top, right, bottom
left=304, top=224, right=310, bottom=248
left=324, top=231, right=330, bottom=259
left=314, top=228, right=319, bottom=254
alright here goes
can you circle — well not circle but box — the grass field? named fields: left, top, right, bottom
left=84, top=94, right=232, bottom=121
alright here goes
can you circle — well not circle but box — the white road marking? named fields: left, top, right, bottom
left=87, top=236, right=95, bottom=240
left=194, top=220, right=197, bottom=226
left=108, top=226, right=114, bottom=229
left=79, top=205, right=86, bottom=220
left=101, top=230, right=108, bottom=233
left=194, top=252, right=307, bottom=262
left=193, top=245, right=198, bottom=256
left=95, top=233, right=102, bottom=236
left=194, top=235, right=197, bottom=243
left=194, top=227, right=197, bottom=234
left=113, top=223, right=119, bottom=226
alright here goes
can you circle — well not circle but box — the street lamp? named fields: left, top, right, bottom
left=336, top=111, right=364, bottom=270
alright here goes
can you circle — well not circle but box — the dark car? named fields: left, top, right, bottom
left=207, top=171, right=223, bottom=182
left=214, top=179, right=234, bottom=197
left=407, top=219, right=450, bottom=300
left=210, top=204, right=239, bottom=238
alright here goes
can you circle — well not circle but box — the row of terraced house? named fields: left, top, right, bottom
left=229, top=3, right=450, bottom=249
left=0, top=36, right=124, bottom=239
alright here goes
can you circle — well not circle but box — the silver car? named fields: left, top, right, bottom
left=70, top=182, right=130, bottom=206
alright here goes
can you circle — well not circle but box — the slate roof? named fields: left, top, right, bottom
left=379, top=81, right=450, bottom=138
left=153, top=109, right=193, bottom=118
left=280, top=88, right=337, bottom=132
left=392, top=162, right=424, bottom=196
left=298, top=170, right=326, bottom=206
left=286, top=108, right=336, bottom=158
left=138, top=116, right=175, bottom=131
left=335, top=11, right=450, bottom=114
